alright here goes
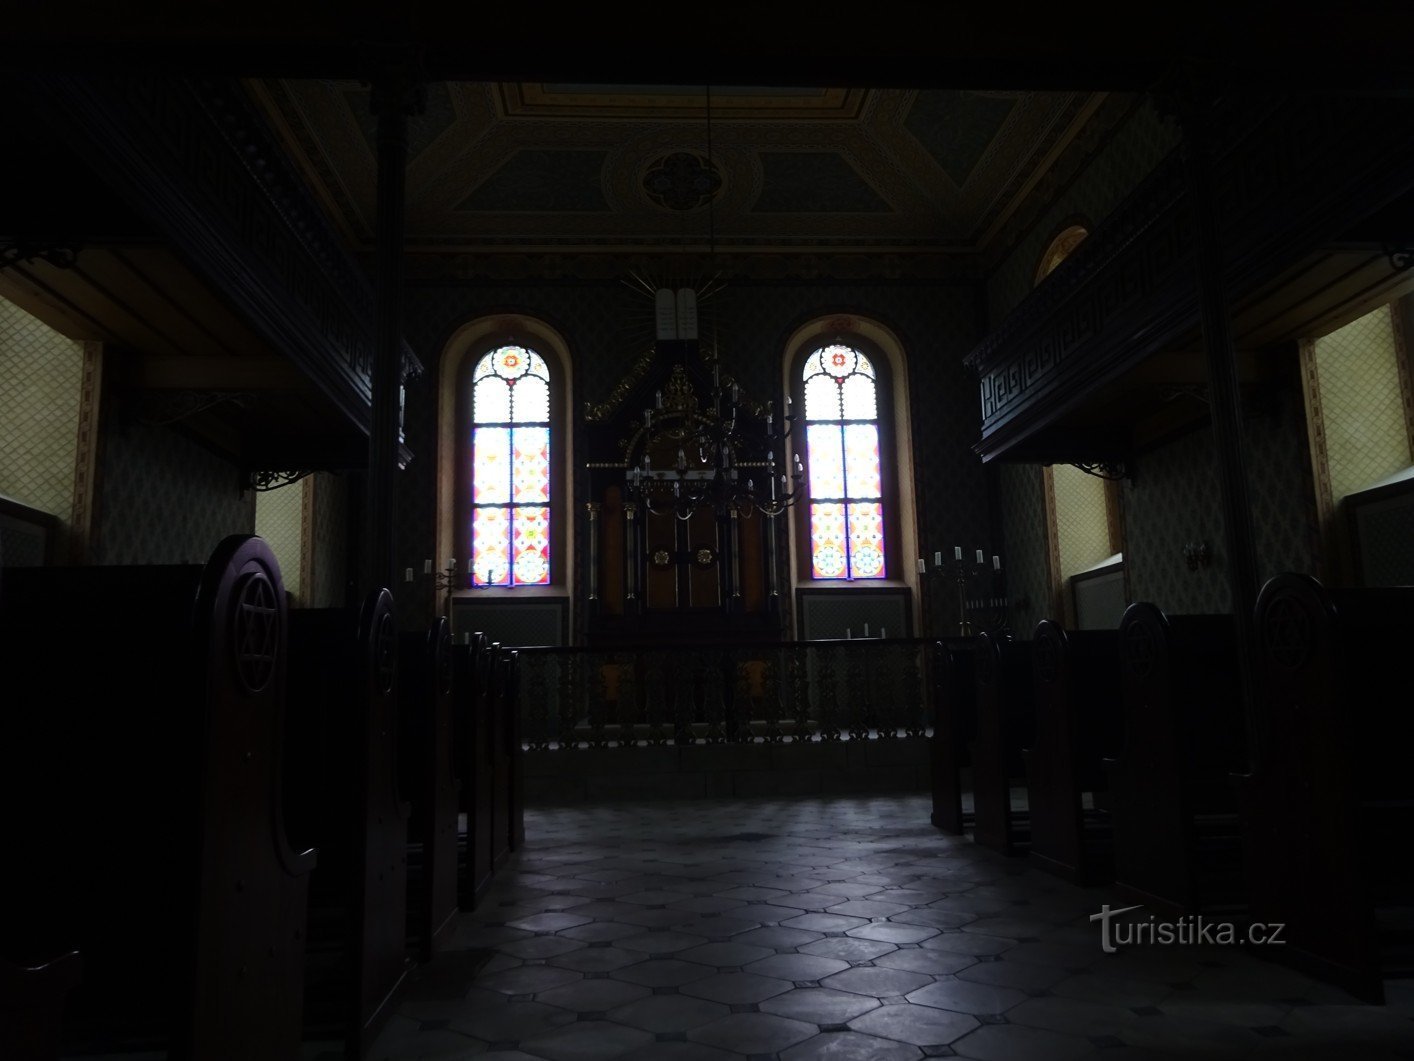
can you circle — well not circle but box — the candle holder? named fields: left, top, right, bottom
left=431, top=561, right=464, bottom=623
left=404, top=560, right=471, bottom=624
left=924, top=550, right=1014, bottom=637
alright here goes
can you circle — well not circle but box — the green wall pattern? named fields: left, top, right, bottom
left=1121, top=379, right=1319, bottom=616
left=93, top=419, right=255, bottom=566
left=997, top=463, right=1053, bottom=635
left=0, top=298, right=84, bottom=523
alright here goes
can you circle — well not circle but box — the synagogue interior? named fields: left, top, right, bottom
left=2, top=6, right=1413, bottom=1060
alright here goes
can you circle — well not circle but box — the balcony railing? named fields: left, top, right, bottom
left=514, top=638, right=938, bottom=750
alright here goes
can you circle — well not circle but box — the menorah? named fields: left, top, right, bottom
left=921, top=547, right=1015, bottom=637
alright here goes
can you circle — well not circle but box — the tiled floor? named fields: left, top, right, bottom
left=368, top=795, right=1414, bottom=1061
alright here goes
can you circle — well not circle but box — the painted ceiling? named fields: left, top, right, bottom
left=251, top=81, right=1105, bottom=260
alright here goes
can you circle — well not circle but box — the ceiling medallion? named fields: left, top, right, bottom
left=643, top=152, right=722, bottom=211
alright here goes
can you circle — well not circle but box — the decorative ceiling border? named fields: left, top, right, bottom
left=400, top=250, right=979, bottom=282
left=498, top=84, right=867, bottom=121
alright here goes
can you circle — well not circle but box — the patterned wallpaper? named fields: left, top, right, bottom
left=985, top=98, right=1180, bottom=326
left=0, top=297, right=84, bottom=522
left=1122, top=427, right=1230, bottom=614
left=1247, top=377, right=1322, bottom=585
left=309, top=470, right=352, bottom=608
left=396, top=277, right=992, bottom=636
left=1121, top=376, right=1320, bottom=615
left=997, top=463, right=1053, bottom=634
left=1052, top=462, right=1113, bottom=578
left=254, top=478, right=305, bottom=602
left=92, top=418, right=255, bottom=566
left=1312, top=303, right=1412, bottom=501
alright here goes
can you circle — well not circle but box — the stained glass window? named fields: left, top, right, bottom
left=803, top=344, right=886, bottom=579
left=470, top=345, right=551, bottom=586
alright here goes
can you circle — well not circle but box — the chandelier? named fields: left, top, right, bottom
left=621, top=85, right=807, bottom=523
left=625, top=353, right=804, bottom=521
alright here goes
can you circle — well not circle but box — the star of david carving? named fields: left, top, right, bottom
left=234, top=573, right=279, bottom=693
left=1125, top=622, right=1157, bottom=680
left=375, top=612, right=396, bottom=694
left=1034, top=635, right=1059, bottom=685
left=1264, top=595, right=1313, bottom=671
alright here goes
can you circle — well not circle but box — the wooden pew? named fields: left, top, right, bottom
left=286, top=588, right=412, bottom=1058
left=398, top=617, right=461, bottom=963
left=487, top=643, right=514, bottom=870
left=0, top=952, right=81, bottom=1061
left=504, top=648, right=526, bottom=852
left=1023, top=620, right=1122, bottom=884
left=1108, top=604, right=1245, bottom=916
left=931, top=637, right=979, bottom=834
left=1240, top=574, right=1414, bottom=1003
left=968, top=632, right=1035, bottom=856
left=0, top=535, right=315, bottom=1059
left=455, top=633, right=495, bottom=910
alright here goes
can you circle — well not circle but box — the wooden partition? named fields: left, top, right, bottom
left=931, top=638, right=979, bottom=834
left=399, top=617, right=461, bottom=963
left=1109, top=604, right=1245, bottom=916
left=454, top=633, right=495, bottom=910
left=969, top=632, right=1034, bottom=856
left=1024, top=621, right=1122, bottom=884
left=287, top=588, right=411, bottom=1058
left=1241, top=574, right=1414, bottom=1003
left=0, top=535, right=314, bottom=1059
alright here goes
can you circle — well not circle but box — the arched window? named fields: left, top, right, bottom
left=784, top=316, right=921, bottom=640
left=802, top=343, right=886, bottom=579
left=436, top=316, right=573, bottom=622
left=1035, top=223, right=1089, bottom=285
left=469, top=344, right=551, bottom=586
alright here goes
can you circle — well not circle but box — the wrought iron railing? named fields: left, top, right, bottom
left=514, top=638, right=938, bottom=750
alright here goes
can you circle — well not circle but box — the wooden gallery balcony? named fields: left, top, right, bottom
left=967, top=94, right=1414, bottom=466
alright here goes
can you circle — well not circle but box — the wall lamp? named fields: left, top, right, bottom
left=1182, top=541, right=1211, bottom=571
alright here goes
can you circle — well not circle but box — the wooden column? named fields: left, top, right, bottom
left=365, top=63, right=425, bottom=594
left=1167, top=83, right=1263, bottom=767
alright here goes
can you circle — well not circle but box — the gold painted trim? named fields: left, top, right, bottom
left=585, top=345, right=655, bottom=422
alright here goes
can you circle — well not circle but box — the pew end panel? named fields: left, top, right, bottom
left=454, top=633, right=496, bottom=911
left=399, top=616, right=462, bottom=963
left=931, top=638, right=978, bottom=835
left=1025, top=621, right=1122, bottom=885
left=0, top=534, right=313, bottom=1060
left=969, top=633, right=1034, bottom=857
left=0, top=951, right=81, bottom=1061
left=1243, top=574, right=1414, bottom=1004
left=1110, top=605, right=1244, bottom=918
left=288, top=588, right=413, bottom=1059
left=487, top=643, right=513, bottom=870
